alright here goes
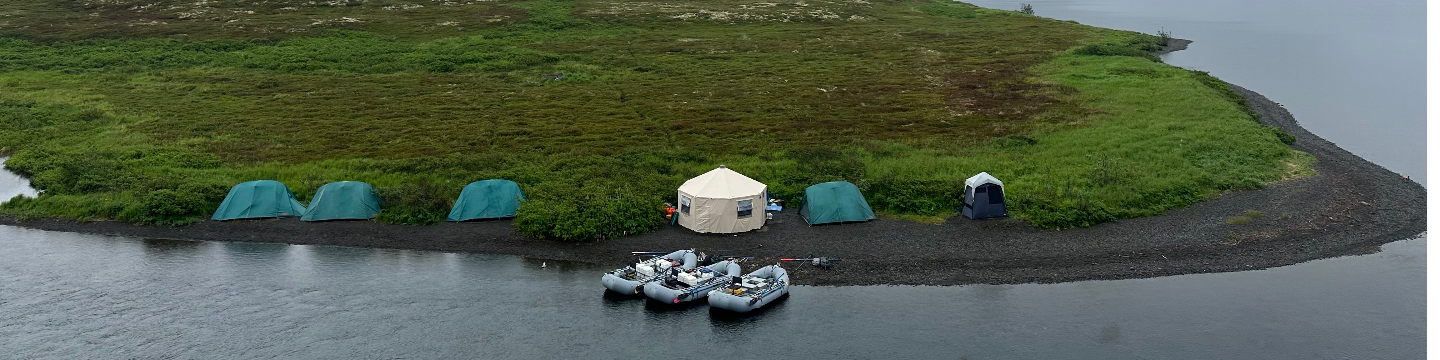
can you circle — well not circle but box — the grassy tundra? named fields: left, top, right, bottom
left=0, top=0, right=1309, bottom=239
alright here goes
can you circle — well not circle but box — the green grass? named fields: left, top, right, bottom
left=0, top=0, right=1308, bottom=239
left=1225, top=210, right=1264, bottom=225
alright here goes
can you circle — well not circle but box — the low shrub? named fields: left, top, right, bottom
left=1266, top=125, right=1297, bottom=145
left=511, top=155, right=676, bottom=241
left=1072, top=44, right=1161, bottom=62
left=865, top=177, right=962, bottom=216
left=125, top=181, right=229, bottom=225
left=1010, top=192, right=1117, bottom=229
left=919, top=1, right=979, bottom=18
left=513, top=190, right=662, bottom=241
left=993, top=135, right=1038, bottom=148
left=375, top=179, right=453, bottom=225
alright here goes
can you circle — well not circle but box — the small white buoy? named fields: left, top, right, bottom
left=541, top=262, right=547, bottom=268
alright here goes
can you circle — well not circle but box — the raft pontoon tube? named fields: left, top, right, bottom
left=707, top=265, right=789, bottom=313
left=643, top=260, right=743, bottom=304
left=601, top=250, right=698, bottom=295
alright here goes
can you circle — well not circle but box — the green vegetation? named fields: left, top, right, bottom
left=0, top=0, right=1308, bottom=239
left=1226, top=210, right=1264, bottom=225
left=1156, top=28, right=1173, bottom=47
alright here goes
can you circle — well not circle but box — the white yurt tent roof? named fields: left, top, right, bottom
left=679, top=165, right=766, bottom=199
left=965, top=172, right=1004, bottom=189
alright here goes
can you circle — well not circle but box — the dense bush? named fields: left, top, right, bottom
left=375, top=179, right=452, bottom=225
left=864, top=177, right=962, bottom=216
left=135, top=189, right=203, bottom=225
left=513, top=190, right=662, bottom=241
left=512, top=155, right=676, bottom=241
left=1269, top=126, right=1297, bottom=145
left=1010, top=192, right=1117, bottom=229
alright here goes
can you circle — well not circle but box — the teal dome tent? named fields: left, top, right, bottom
left=211, top=180, right=307, bottom=220
left=447, top=179, right=526, bottom=221
left=798, top=181, right=876, bottom=225
left=302, top=181, right=381, bottom=221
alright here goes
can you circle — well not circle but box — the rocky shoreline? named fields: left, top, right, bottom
left=1155, top=37, right=1193, bottom=55
left=0, top=80, right=1425, bottom=286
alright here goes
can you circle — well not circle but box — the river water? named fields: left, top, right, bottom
left=0, top=0, right=1426, bottom=358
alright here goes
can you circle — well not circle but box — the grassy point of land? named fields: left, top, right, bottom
left=0, top=0, right=1306, bottom=240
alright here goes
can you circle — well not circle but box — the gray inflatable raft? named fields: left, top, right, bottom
left=601, top=250, right=698, bottom=295
left=707, top=265, right=789, bottom=313
left=642, top=260, right=743, bottom=304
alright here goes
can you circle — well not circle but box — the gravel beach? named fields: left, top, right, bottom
left=0, top=82, right=1424, bottom=286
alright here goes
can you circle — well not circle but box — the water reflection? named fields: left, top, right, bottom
left=308, top=245, right=374, bottom=267
left=641, top=296, right=710, bottom=315
left=601, top=290, right=644, bottom=306
left=221, top=242, right=290, bottom=260
left=140, top=238, right=205, bottom=254
left=706, top=293, right=790, bottom=325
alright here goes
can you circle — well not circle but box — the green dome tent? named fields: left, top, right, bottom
left=447, top=179, right=526, bottom=221
left=302, top=181, right=381, bottom=221
left=798, top=181, right=876, bottom=225
left=211, top=180, right=307, bottom=220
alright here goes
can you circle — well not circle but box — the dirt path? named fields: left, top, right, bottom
left=0, top=82, right=1424, bottom=286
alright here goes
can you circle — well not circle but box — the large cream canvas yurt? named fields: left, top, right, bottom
left=677, top=165, right=768, bottom=234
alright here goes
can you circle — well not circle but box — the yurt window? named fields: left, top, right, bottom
left=680, top=195, right=691, bottom=214
left=737, top=199, right=753, bottom=218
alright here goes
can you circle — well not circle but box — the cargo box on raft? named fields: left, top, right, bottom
left=642, top=260, right=743, bottom=304
left=708, top=265, right=789, bottom=313
left=600, top=250, right=698, bottom=295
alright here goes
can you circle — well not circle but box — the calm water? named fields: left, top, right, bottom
left=0, top=227, right=1424, bottom=359
left=0, top=1, right=1427, bottom=358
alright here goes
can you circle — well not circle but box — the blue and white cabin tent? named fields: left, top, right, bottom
left=962, top=172, right=1006, bottom=219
